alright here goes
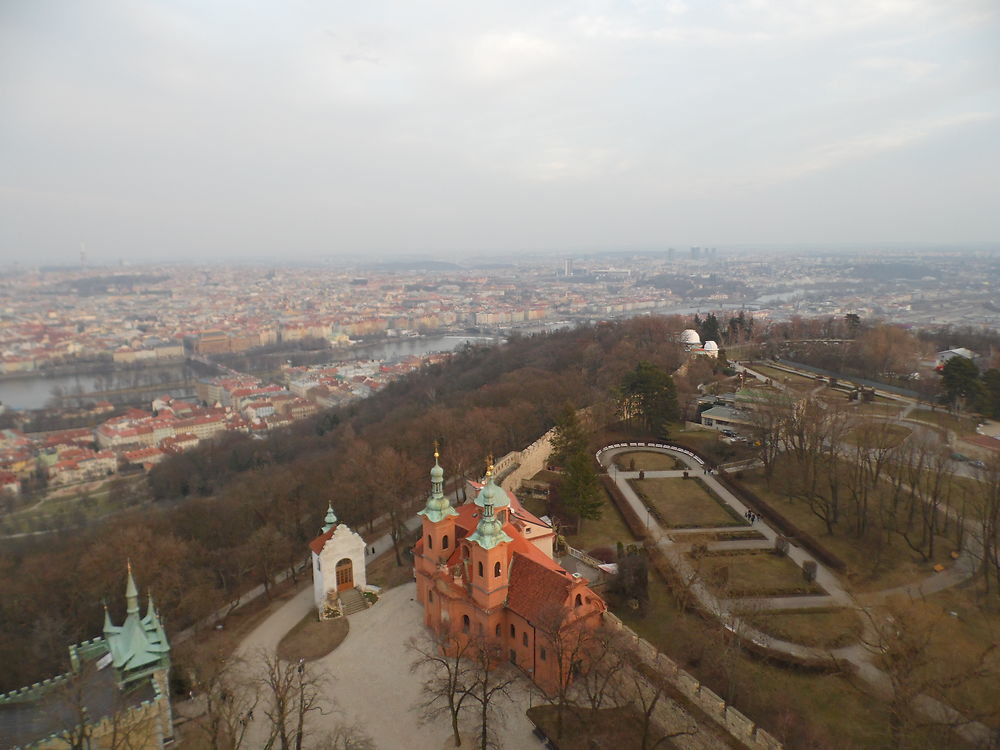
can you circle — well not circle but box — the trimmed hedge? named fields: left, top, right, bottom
left=714, top=473, right=847, bottom=573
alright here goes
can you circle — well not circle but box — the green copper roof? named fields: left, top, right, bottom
left=418, top=456, right=458, bottom=523
left=104, top=567, right=170, bottom=684
left=322, top=503, right=338, bottom=532
left=467, top=504, right=512, bottom=550
left=473, top=474, right=509, bottom=510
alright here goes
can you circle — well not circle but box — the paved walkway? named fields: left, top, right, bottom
left=599, top=443, right=997, bottom=747
left=234, top=582, right=540, bottom=750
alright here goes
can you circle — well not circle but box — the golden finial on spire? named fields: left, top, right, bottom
left=433, top=440, right=440, bottom=461
left=486, top=454, right=495, bottom=478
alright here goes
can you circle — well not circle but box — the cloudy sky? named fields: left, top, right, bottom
left=1, top=0, right=998, bottom=264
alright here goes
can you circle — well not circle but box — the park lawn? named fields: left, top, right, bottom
left=614, top=571, right=969, bottom=749
left=916, top=587, right=1000, bottom=728
left=614, top=450, right=686, bottom=471
left=740, top=462, right=957, bottom=592
left=909, top=408, right=979, bottom=436
left=745, top=364, right=818, bottom=389
left=752, top=608, right=863, bottom=649
left=276, top=611, right=349, bottom=662
left=630, top=477, right=748, bottom=528
left=696, top=550, right=824, bottom=597
left=843, top=422, right=911, bottom=448
left=854, top=401, right=908, bottom=418
left=568, top=484, right=640, bottom=554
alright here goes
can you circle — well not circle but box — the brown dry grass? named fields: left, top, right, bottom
left=631, top=477, right=747, bottom=528
left=614, top=450, right=686, bottom=471
left=695, top=550, right=824, bottom=597
left=276, top=612, right=349, bottom=662
left=753, top=608, right=863, bottom=648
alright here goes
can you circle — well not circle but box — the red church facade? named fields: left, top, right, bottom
left=413, top=454, right=606, bottom=693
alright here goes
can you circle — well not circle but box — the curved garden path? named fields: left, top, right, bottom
left=598, top=443, right=996, bottom=747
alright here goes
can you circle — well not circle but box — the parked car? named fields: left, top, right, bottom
left=951, top=453, right=970, bottom=462
left=969, top=460, right=986, bottom=469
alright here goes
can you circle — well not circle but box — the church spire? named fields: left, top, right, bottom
left=125, top=559, right=139, bottom=616
left=418, top=443, right=457, bottom=523
left=322, top=503, right=338, bottom=532
left=468, top=458, right=512, bottom=550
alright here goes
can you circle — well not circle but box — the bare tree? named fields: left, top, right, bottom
left=464, top=639, right=517, bottom=750
left=408, top=626, right=478, bottom=747
left=856, top=596, right=998, bottom=750
left=257, top=653, right=328, bottom=750
left=189, top=654, right=260, bottom=750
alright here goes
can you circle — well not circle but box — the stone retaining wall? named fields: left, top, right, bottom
left=605, top=612, right=783, bottom=749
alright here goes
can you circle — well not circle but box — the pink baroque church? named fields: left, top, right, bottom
left=413, top=450, right=606, bottom=692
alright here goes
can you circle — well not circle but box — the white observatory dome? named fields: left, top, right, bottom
left=680, top=329, right=701, bottom=345
left=703, top=340, right=719, bottom=351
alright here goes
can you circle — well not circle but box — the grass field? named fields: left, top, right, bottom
left=570, top=484, right=641, bottom=553
left=613, top=573, right=972, bottom=749
left=909, top=408, right=979, bottom=436
left=739, top=460, right=956, bottom=591
left=753, top=608, right=862, bottom=648
left=614, top=450, right=686, bottom=471
left=695, top=550, right=824, bottom=597
left=745, top=363, right=819, bottom=389
left=844, top=422, right=911, bottom=448
left=630, top=477, right=748, bottom=528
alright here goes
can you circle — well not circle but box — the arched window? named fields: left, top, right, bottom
left=522, top=632, right=528, bottom=647
left=427, top=535, right=432, bottom=550
left=495, top=624, right=501, bottom=637
left=478, top=561, right=484, bottom=577
left=510, top=624, right=515, bottom=639
left=442, top=534, right=449, bottom=549
left=575, top=593, right=583, bottom=608
left=428, top=590, right=433, bottom=603
left=493, top=561, right=501, bottom=578
left=462, top=615, right=470, bottom=634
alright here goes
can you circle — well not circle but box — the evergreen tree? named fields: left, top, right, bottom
left=548, top=403, right=587, bottom=468
left=619, top=361, right=680, bottom=439
left=560, top=450, right=603, bottom=523
left=941, top=356, right=981, bottom=410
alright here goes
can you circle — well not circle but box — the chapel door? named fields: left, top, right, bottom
left=335, top=558, right=354, bottom=591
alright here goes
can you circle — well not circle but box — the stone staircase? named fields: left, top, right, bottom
left=339, top=588, right=368, bottom=616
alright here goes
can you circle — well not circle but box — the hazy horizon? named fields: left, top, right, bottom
left=2, top=0, right=998, bottom=264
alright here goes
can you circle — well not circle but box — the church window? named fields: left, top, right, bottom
left=575, top=593, right=583, bottom=608
left=493, top=561, right=501, bottom=578
left=462, top=615, right=470, bottom=633
left=478, top=561, right=484, bottom=577
left=510, top=625, right=515, bottom=639
left=427, top=535, right=432, bottom=550
left=540, top=647, right=547, bottom=661
left=442, top=534, right=449, bottom=549
left=495, top=624, right=501, bottom=637
left=522, top=632, right=528, bottom=647
left=428, top=590, right=433, bottom=602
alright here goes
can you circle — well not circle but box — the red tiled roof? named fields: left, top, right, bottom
left=506, top=551, right=575, bottom=624
left=309, top=526, right=336, bottom=555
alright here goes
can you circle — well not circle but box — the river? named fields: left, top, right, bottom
left=0, top=334, right=502, bottom=410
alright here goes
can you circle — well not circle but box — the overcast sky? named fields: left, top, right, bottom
left=2, top=0, right=998, bottom=264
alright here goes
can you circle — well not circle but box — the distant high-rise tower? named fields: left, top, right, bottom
left=691, top=246, right=701, bottom=259
left=564, top=258, right=573, bottom=277
left=667, top=248, right=675, bottom=261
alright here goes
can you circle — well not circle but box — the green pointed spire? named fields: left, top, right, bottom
left=125, top=560, right=139, bottom=616
left=418, top=444, right=458, bottom=523
left=322, top=503, right=338, bottom=532
left=103, top=601, right=113, bottom=633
